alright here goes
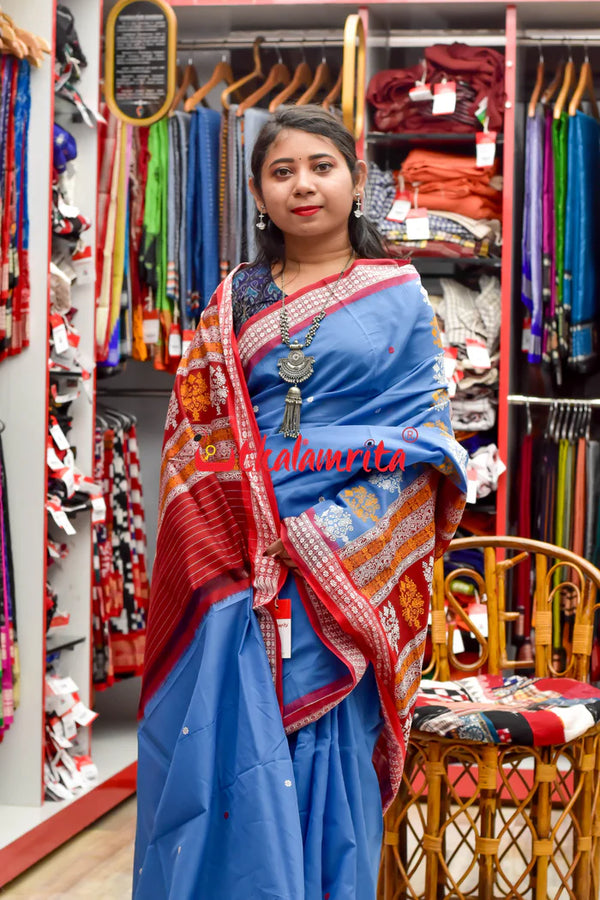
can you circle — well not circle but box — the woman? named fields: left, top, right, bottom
left=134, top=106, right=467, bottom=899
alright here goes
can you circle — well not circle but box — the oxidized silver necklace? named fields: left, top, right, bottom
left=277, top=252, right=354, bottom=438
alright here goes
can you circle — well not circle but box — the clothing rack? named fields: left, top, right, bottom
left=174, top=29, right=508, bottom=51
left=508, top=395, right=600, bottom=407
left=97, top=389, right=173, bottom=398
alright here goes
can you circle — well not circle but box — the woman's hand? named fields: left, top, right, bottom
left=264, top=538, right=299, bottom=569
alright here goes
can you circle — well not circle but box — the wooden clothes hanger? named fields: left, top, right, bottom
left=269, top=57, right=312, bottom=112
left=169, top=61, right=199, bottom=115
left=322, top=68, right=343, bottom=110
left=554, top=50, right=575, bottom=119
left=541, top=59, right=564, bottom=105
left=296, top=54, right=331, bottom=105
left=236, top=50, right=290, bottom=116
left=568, top=49, right=600, bottom=120
left=221, top=36, right=265, bottom=110
left=528, top=49, right=545, bottom=117
left=184, top=57, right=234, bottom=112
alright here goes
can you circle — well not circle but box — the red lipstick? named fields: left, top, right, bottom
left=291, top=206, right=321, bottom=216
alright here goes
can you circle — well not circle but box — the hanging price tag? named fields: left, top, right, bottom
left=452, top=627, right=465, bottom=654
left=432, top=81, right=457, bottom=115
left=468, top=602, right=489, bottom=637
left=67, top=330, right=81, bottom=349
left=466, top=469, right=479, bottom=504
left=182, top=329, right=195, bottom=357
left=443, top=346, right=458, bottom=380
left=386, top=190, right=412, bottom=223
left=409, top=82, right=433, bottom=102
left=143, top=311, right=160, bottom=344
left=168, top=324, right=182, bottom=358
left=47, top=502, right=77, bottom=535
left=465, top=338, right=492, bottom=369
left=91, top=494, right=107, bottom=524
left=405, top=208, right=430, bottom=241
left=50, top=422, right=70, bottom=451
left=476, top=131, right=497, bottom=168
left=273, top=598, right=292, bottom=659
left=47, top=444, right=63, bottom=471
left=50, top=314, right=69, bottom=355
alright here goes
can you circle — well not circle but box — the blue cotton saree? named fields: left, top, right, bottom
left=134, top=259, right=467, bottom=899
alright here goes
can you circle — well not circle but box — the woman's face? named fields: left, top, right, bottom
left=250, top=128, right=366, bottom=243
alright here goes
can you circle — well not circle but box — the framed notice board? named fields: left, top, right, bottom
left=105, top=0, right=177, bottom=126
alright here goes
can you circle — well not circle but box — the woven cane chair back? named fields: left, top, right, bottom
left=379, top=537, right=600, bottom=900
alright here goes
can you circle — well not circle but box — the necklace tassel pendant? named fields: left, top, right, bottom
left=279, top=385, right=303, bottom=439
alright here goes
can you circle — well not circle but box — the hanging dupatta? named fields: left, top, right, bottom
left=141, top=259, right=467, bottom=811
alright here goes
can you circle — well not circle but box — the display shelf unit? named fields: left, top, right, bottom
left=0, top=0, right=136, bottom=888
left=2, top=0, right=600, bottom=886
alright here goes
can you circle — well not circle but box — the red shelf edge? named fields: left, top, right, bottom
left=0, top=762, right=137, bottom=888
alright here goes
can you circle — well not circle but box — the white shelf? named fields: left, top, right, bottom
left=0, top=697, right=138, bottom=851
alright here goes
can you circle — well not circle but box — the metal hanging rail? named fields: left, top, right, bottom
left=508, top=395, right=600, bottom=407
left=175, top=30, right=346, bottom=52
left=518, top=30, right=600, bottom=46
left=173, top=28, right=510, bottom=52
left=97, top=388, right=173, bottom=398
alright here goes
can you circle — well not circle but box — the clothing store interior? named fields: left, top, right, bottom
left=2, top=0, right=600, bottom=898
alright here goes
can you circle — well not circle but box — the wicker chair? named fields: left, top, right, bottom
left=378, top=537, right=600, bottom=900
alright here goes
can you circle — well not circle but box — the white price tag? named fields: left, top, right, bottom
left=443, top=348, right=458, bottom=380
left=48, top=503, right=77, bottom=535
left=49, top=676, right=79, bottom=696
left=274, top=599, right=292, bottom=659
left=476, top=131, right=497, bottom=168
left=432, top=81, right=457, bottom=115
left=409, top=82, right=433, bottom=102
left=465, top=338, right=492, bottom=370
left=452, top=627, right=465, bottom=654
left=466, top=470, right=478, bottom=504
left=52, top=322, right=69, bottom=355
left=405, top=208, right=430, bottom=241
left=91, top=494, right=107, bottom=524
left=448, top=377, right=458, bottom=398
left=386, top=195, right=412, bottom=223
left=168, top=328, right=182, bottom=358
left=143, top=314, right=160, bottom=344
left=72, top=701, right=98, bottom=727
left=61, top=712, right=78, bottom=740
left=50, top=423, right=70, bottom=451
left=47, top=446, right=63, bottom=470
left=469, top=609, right=489, bottom=637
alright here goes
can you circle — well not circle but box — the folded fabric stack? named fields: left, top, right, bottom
left=367, top=43, right=505, bottom=135
left=365, top=161, right=502, bottom=259
left=398, top=149, right=503, bottom=221
left=430, top=274, right=501, bottom=435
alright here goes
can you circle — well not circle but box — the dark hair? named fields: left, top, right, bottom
left=249, top=104, right=392, bottom=267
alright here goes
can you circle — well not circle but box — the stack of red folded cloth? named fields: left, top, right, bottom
left=367, top=43, right=505, bottom=134
left=397, top=148, right=503, bottom=221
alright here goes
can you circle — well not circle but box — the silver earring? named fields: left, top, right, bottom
left=256, top=208, right=267, bottom=231
left=353, top=193, right=363, bottom=219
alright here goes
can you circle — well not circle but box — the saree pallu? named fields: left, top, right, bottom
left=134, top=260, right=467, bottom=899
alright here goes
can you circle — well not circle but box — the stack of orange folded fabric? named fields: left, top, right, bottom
left=396, top=148, right=503, bottom=222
